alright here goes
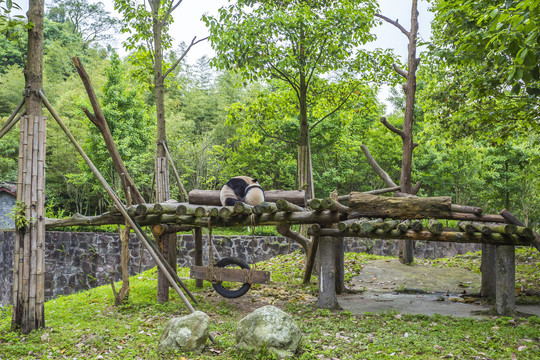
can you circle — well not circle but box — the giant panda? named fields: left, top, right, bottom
left=220, top=176, right=265, bottom=206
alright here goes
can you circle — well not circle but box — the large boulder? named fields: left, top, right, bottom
left=236, top=305, right=302, bottom=358
left=158, top=311, right=210, bottom=353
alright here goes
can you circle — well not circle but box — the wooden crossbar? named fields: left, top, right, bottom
left=190, top=266, right=271, bottom=285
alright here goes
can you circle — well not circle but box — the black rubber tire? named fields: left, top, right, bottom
left=212, top=257, right=252, bottom=299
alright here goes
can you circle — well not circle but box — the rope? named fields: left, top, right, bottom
left=250, top=214, right=256, bottom=269
left=243, top=268, right=254, bottom=284
left=206, top=264, right=222, bottom=284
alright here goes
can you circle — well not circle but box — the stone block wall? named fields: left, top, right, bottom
left=0, top=193, right=15, bottom=229
left=0, top=231, right=481, bottom=306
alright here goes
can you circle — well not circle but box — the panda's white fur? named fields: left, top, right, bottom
left=243, top=183, right=265, bottom=205
left=220, top=176, right=265, bottom=206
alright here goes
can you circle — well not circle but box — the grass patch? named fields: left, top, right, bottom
left=1, top=250, right=539, bottom=359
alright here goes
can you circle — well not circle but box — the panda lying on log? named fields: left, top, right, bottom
left=220, top=176, right=265, bottom=206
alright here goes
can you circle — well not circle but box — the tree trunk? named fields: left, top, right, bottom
left=151, top=2, right=176, bottom=304
left=12, top=0, right=46, bottom=334
left=399, top=0, right=419, bottom=264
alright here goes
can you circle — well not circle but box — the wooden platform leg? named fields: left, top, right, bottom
left=495, top=245, right=515, bottom=315
left=318, top=236, right=339, bottom=309
left=194, top=228, right=203, bottom=288
left=480, top=244, right=496, bottom=299
left=334, top=237, right=344, bottom=295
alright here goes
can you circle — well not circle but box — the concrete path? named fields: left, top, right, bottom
left=339, top=259, right=540, bottom=318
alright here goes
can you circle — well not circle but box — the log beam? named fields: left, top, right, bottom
left=188, top=189, right=306, bottom=206
left=308, top=229, right=532, bottom=246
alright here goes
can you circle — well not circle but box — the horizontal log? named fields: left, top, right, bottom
left=448, top=213, right=506, bottom=223
left=451, top=204, right=483, bottom=215
left=499, top=209, right=540, bottom=250
left=308, top=229, right=533, bottom=246
left=152, top=224, right=193, bottom=236
left=338, top=186, right=401, bottom=202
left=45, top=208, right=342, bottom=228
left=322, top=198, right=349, bottom=213
left=349, top=193, right=452, bottom=219
left=189, top=266, right=271, bottom=284
left=233, top=202, right=254, bottom=215
left=428, top=219, right=443, bottom=235
left=188, top=189, right=306, bottom=206
left=276, top=199, right=305, bottom=212
left=253, top=202, right=278, bottom=215
left=458, top=221, right=475, bottom=234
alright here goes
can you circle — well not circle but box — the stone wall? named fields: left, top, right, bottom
left=0, top=192, right=15, bottom=229
left=0, top=231, right=481, bottom=306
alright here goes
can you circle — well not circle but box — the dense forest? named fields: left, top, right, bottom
left=0, top=0, right=538, bottom=230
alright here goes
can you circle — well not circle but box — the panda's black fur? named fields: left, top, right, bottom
left=220, top=176, right=265, bottom=206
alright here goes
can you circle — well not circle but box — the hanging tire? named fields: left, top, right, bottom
left=212, top=257, right=252, bottom=299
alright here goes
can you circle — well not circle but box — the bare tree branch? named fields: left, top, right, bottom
left=393, top=63, right=408, bottom=79
left=412, top=181, right=422, bottom=195
left=380, top=117, right=405, bottom=138
left=309, top=89, right=355, bottom=132
left=375, top=13, right=410, bottom=37
left=162, top=0, right=184, bottom=26
left=256, top=122, right=296, bottom=145
left=163, top=36, right=208, bottom=79
left=360, top=144, right=398, bottom=188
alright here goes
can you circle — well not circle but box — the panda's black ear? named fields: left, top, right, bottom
left=252, top=178, right=258, bottom=183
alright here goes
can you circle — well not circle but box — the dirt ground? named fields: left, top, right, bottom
left=339, top=259, right=540, bottom=318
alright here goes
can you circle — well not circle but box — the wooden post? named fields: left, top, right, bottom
left=495, top=245, right=515, bottom=315
left=12, top=0, right=46, bottom=334
left=318, top=236, right=339, bottom=309
left=194, top=228, right=203, bottom=288
left=334, top=237, right=344, bottom=294
left=480, top=244, right=496, bottom=299
left=156, top=156, right=174, bottom=303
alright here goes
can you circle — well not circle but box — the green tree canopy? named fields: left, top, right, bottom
left=428, top=0, right=540, bottom=138
left=204, top=0, right=394, bottom=196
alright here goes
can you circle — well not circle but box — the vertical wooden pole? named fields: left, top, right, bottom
left=495, top=245, right=515, bottom=315
left=12, top=0, right=45, bottom=334
left=334, top=237, right=344, bottom=294
left=194, top=227, right=203, bottom=288
left=318, top=236, right=338, bottom=309
left=480, top=244, right=496, bottom=299
left=156, top=156, right=172, bottom=303
left=303, top=235, right=319, bottom=284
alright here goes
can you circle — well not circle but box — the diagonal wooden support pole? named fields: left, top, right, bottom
left=0, top=97, right=25, bottom=134
left=38, top=91, right=203, bottom=311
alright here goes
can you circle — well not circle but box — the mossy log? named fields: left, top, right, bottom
left=348, top=193, right=452, bottom=219
left=276, top=199, right=305, bottom=212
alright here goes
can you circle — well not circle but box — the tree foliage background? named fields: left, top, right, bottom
left=0, top=0, right=538, bottom=230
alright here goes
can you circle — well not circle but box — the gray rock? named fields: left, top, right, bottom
left=158, top=311, right=210, bottom=353
left=236, top=305, right=302, bottom=358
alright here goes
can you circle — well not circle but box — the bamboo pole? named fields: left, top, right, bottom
left=39, top=91, right=202, bottom=314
